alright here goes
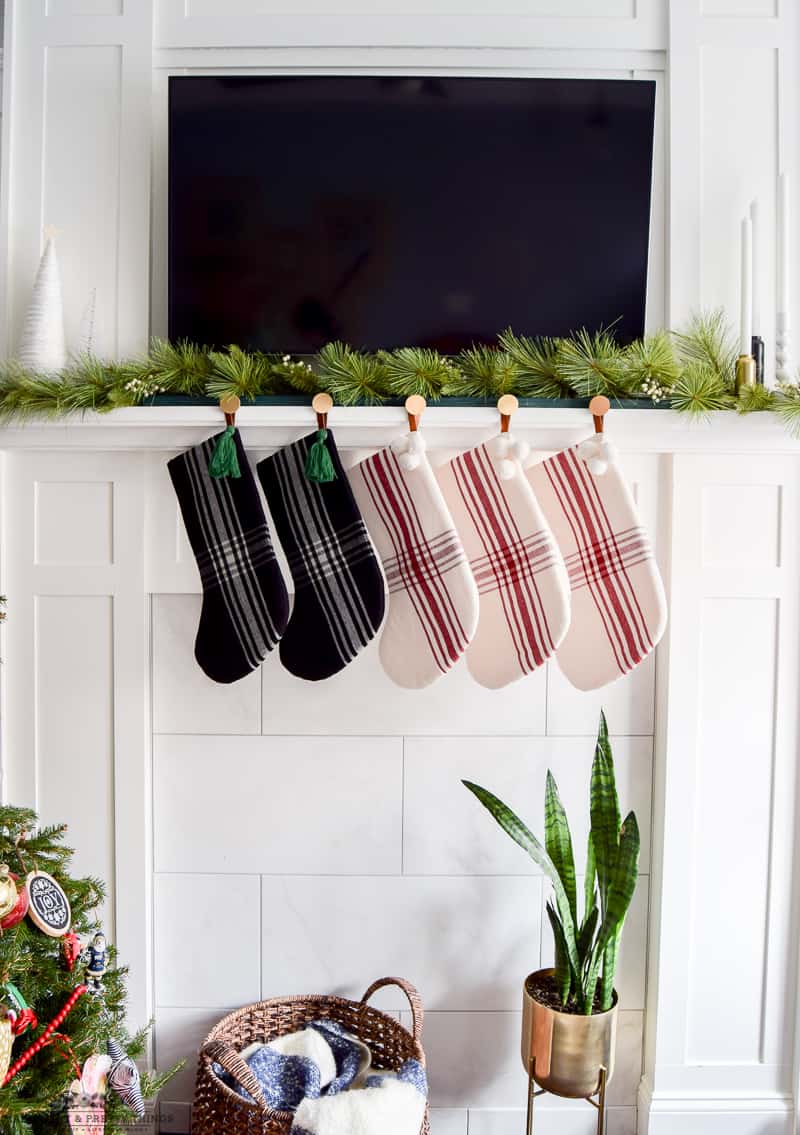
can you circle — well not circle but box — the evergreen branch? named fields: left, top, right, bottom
left=736, top=384, right=776, bottom=414
left=672, top=308, right=737, bottom=390
left=316, top=342, right=387, bottom=405
left=670, top=361, right=734, bottom=418
left=555, top=328, right=635, bottom=399
left=273, top=354, right=323, bottom=396
left=206, top=346, right=278, bottom=400
left=498, top=330, right=575, bottom=398
left=623, top=332, right=680, bottom=403
left=773, top=382, right=800, bottom=437
left=447, top=344, right=520, bottom=398
left=146, top=338, right=213, bottom=395
left=378, top=346, right=460, bottom=400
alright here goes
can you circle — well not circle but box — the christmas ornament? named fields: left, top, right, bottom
left=66, top=1093, right=105, bottom=1135
left=25, top=869, right=71, bottom=936
left=63, top=930, right=83, bottom=971
left=0, top=864, right=19, bottom=920
left=0, top=869, right=29, bottom=930
left=4, top=981, right=37, bottom=1035
left=0, top=1010, right=12, bottom=1084
left=437, top=437, right=570, bottom=689
left=3, top=984, right=87, bottom=1085
left=17, top=225, right=67, bottom=373
left=527, top=436, right=667, bottom=691
left=257, top=428, right=385, bottom=681
left=350, top=402, right=479, bottom=688
left=83, top=931, right=108, bottom=995
left=107, top=1037, right=145, bottom=1118
left=167, top=428, right=290, bottom=683
left=81, top=1052, right=112, bottom=1095
left=66, top=1055, right=111, bottom=1135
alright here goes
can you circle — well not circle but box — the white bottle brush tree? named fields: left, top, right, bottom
left=17, top=226, right=67, bottom=374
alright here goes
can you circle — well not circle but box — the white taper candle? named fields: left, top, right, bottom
left=740, top=214, right=752, bottom=356
left=778, top=171, right=790, bottom=313
left=750, top=198, right=761, bottom=335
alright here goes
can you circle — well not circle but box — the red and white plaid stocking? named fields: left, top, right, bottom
left=437, top=439, right=570, bottom=689
left=350, top=443, right=479, bottom=688
left=527, top=444, right=667, bottom=691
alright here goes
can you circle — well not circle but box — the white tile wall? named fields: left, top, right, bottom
left=260, top=640, right=548, bottom=736
left=260, top=875, right=542, bottom=1010
left=154, top=734, right=403, bottom=874
left=152, top=595, right=261, bottom=734
left=403, top=735, right=653, bottom=876
left=152, top=591, right=654, bottom=1131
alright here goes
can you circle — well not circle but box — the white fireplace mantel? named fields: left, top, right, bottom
left=1, top=406, right=798, bottom=454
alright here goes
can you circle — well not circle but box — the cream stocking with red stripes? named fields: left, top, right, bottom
left=350, top=444, right=479, bottom=689
left=437, top=439, right=570, bottom=689
left=527, top=444, right=667, bottom=691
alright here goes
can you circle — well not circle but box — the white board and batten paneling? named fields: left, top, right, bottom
left=1, top=1, right=800, bottom=1133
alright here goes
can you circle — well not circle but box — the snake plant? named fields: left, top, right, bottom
left=463, top=712, right=639, bottom=1015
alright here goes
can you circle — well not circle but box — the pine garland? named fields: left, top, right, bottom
left=0, top=310, right=798, bottom=432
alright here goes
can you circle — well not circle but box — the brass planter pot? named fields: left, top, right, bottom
left=521, top=969, right=618, bottom=1099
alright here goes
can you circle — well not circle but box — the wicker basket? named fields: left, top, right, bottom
left=192, top=976, right=429, bottom=1135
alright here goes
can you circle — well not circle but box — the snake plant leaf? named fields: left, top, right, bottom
left=576, top=904, right=599, bottom=966
left=544, top=770, right=577, bottom=928
left=546, top=901, right=573, bottom=1005
left=462, top=780, right=580, bottom=976
left=584, top=830, right=597, bottom=924
left=599, top=927, right=621, bottom=1012
left=594, top=810, right=640, bottom=960
left=590, top=713, right=621, bottom=914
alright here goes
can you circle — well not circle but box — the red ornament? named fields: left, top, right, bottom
left=63, top=932, right=82, bottom=972
left=0, top=873, right=29, bottom=931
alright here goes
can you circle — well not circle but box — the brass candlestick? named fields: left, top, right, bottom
left=735, top=353, right=756, bottom=393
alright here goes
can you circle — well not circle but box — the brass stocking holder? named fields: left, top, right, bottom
left=525, top=1064, right=608, bottom=1135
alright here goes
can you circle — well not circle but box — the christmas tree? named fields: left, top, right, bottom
left=0, top=805, right=177, bottom=1135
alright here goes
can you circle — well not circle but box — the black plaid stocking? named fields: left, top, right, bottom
left=257, top=431, right=385, bottom=681
left=168, top=429, right=290, bottom=683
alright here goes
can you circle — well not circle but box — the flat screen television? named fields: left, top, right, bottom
left=168, top=76, right=656, bottom=354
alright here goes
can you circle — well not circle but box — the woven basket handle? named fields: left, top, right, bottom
left=361, top=976, right=424, bottom=1043
left=202, top=1038, right=267, bottom=1110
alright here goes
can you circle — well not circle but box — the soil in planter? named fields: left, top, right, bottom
left=526, top=971, right=609, bottom=1015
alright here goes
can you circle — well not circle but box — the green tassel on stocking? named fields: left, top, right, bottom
left=305, top=429, right=337, bottom=483
left=208, top=425, right=241, bottom=480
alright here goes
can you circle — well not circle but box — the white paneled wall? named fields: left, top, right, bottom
left=1, top=0, right=800, bottom=1133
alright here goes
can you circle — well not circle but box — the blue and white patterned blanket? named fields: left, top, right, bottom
left=215, top=1018, right=427, bottom=1135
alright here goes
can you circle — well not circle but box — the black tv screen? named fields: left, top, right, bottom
left=169, top=76, right=656, bottom=353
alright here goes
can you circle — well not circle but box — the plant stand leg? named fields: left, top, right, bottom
left=526, top=1068, right=534, bottom=1135
left=596, top=1066, right=607, bottom=1135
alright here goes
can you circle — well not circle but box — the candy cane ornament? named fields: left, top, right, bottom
left=3, top=984, right=88, bottom=1085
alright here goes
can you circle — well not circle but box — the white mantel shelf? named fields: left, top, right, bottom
left=0, top=406, right=798, bottom=453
